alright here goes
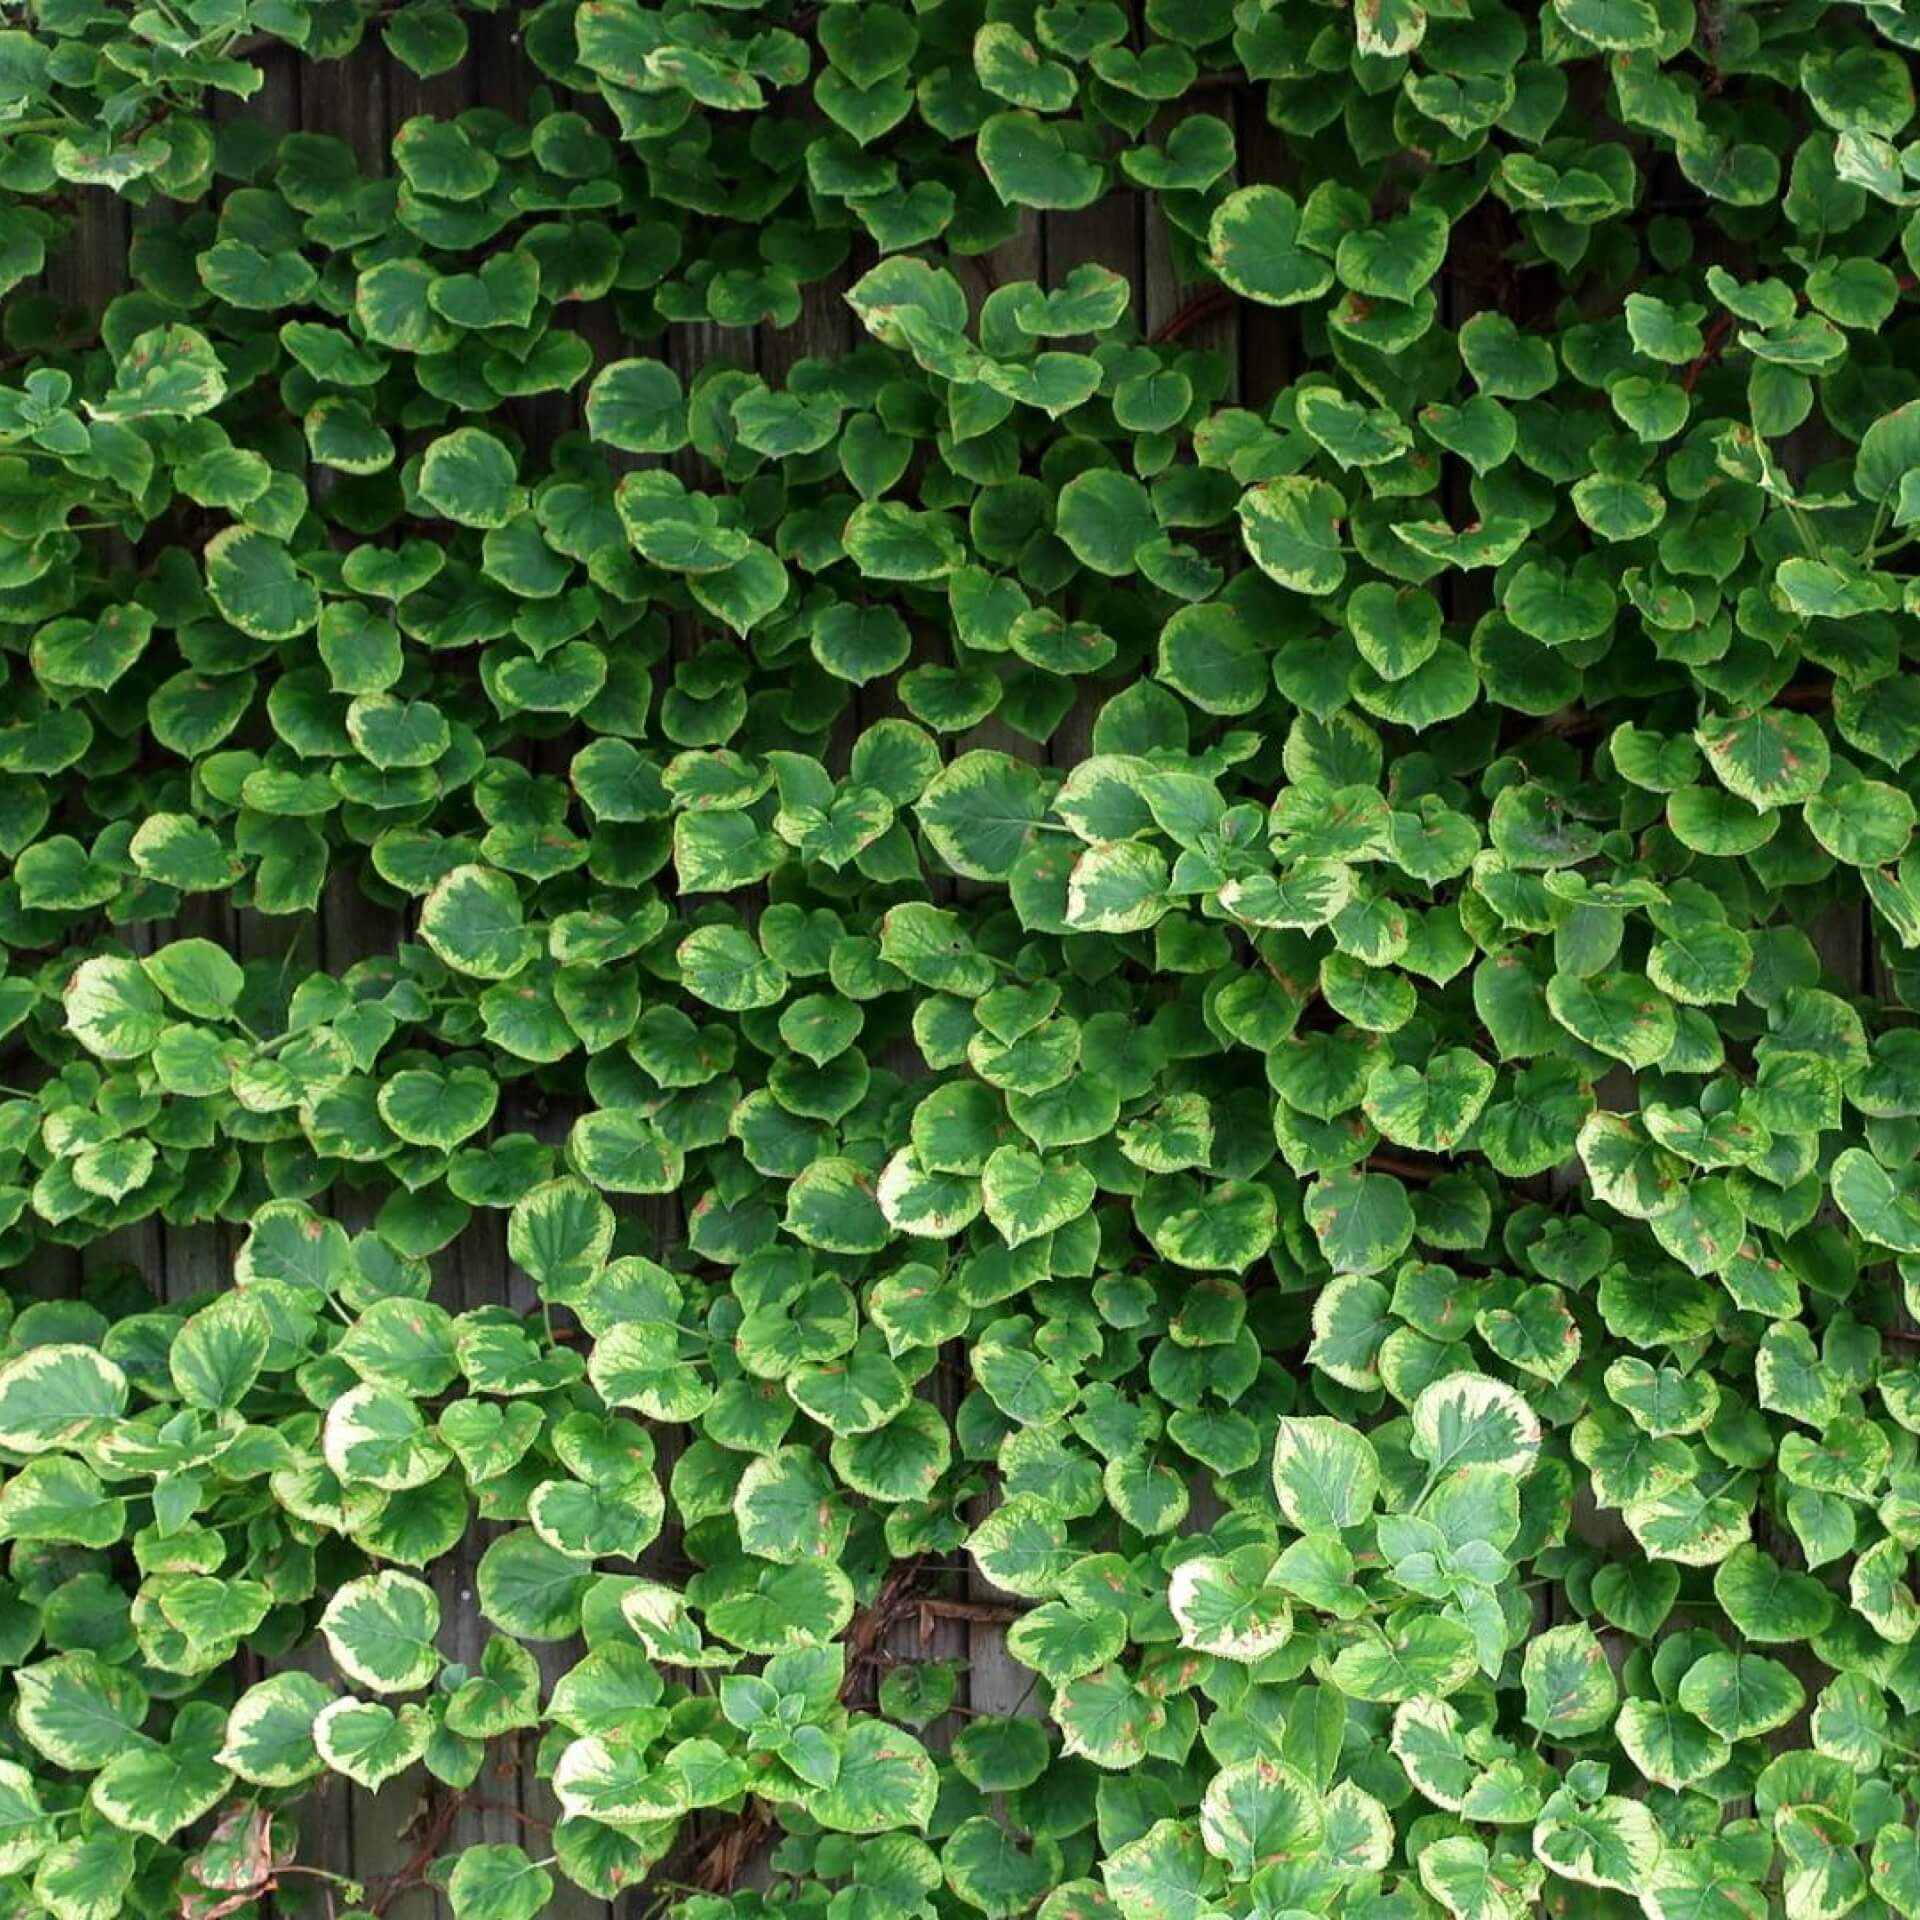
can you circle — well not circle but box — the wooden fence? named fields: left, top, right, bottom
left=14, top=20, right=1280, bottom=1912
left=14, top=17, right=1884, bottom=1916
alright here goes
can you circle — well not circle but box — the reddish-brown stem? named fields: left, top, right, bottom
left=1367, top=1153, right=1447, bottom=1183
left=1153, top=286, right=1234, bottom=345
left=1680, top=309, right=1735, bottom=395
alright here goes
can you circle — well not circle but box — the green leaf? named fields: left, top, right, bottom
left=204, top=527, right=320, bottom=639
left=1676, top=1650, right=1804, bottom=1740
left=1713, top=1543, right=1834, bottom=1642
left=14, top=1653, right=147, bottom=1770
left=677, top=924, right=789, bottom=1011
left=977, top=111, right=1104, bottom=210
left=1412, top=1373, right=1542, bottom=1479
left=1546, top=970, right=1677, bottom=1070
left=1363, top=1049, right=1494, bottom=1151
left=92, top=1704, right=229, bottom=1840
left=1304, top=1167, right=1414, bottom=1275
left=808, top=1721, right=937, bottom=1832
left=93, top=325, right=227, bottom=420
left=315, top=1696, right=432, bottom=1790
left=1536, top=1795, right=1663, bottom=1892
left=982, top=1145, right=1096, bottom=1248
left=1056, top=1667, right=1164, bottom=1770
left=1169, top=1552, right=1294, bottom=1663
left=217, top=1672, right=334, bottom=1787
left=420, top=865, right=537, bottom=979
left=1104, top=1819, right=1218, bottom=1920
left=508, top=1177, right=615, bottom=1300
left=419, top=428, right=523, bottom=529
left=1199, top=1758, right=1323, bottom=1877
left=381, top=1065, right=500, bottom=1149
left=917, top=751, right=1051, bottom=879
left=1336, top=208, right=1450, bottom=302
left=1272, top=1416, right=1381, bottom=1531
left=1697, top=708, right=1832, bottom=810
left=1332, top=1616, right=1480, bottom=1703
left=1238, top=477, right=1347, bottom=596
left=476, top=1530, right=591, bottom=1642
left=0, top=1345, right=127, bottom=1452
left=1521, top=1623, right=1617, bottom=1737
left=320, top=1571, right=443, bottom=1694
left=1833, top=1147, right=1920, bottom=1254
left=448, top=1844, right=555, bottom=1920
left=1208, top=187, right=1332, bottom=307
left=585, top=358, right=688, bottom=453
left=170, top=1293, right=270, bottom=1410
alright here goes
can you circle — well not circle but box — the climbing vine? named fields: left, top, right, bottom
left=4, top=2, right=1920, bottom=1920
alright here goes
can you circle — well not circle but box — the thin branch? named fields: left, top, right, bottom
left=686, top=1559, right=937, bottom=1893
left=1366, top=1152, right=1449, bottom=1183
left=1153, top=286, right=1234, bottom=345
left=915, top=1598, right=1027, bottom=1630
left=1680, top=309, right=1735, bottom=395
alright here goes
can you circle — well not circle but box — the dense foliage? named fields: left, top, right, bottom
left=7, top=1, right=1920, bottom=1919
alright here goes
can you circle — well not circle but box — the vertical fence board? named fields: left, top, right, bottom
left=1141, top=98, right=1240, bottom=395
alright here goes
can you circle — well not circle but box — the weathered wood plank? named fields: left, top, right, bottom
left=1041, top=178, right=1141, bottom=777
left=1141, top=100, right=1240, bottom=395
left=1233, top=114, right=1294, bottom=407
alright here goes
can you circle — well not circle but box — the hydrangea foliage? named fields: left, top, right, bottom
left=4, top=2, right=1920, bottom=1920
